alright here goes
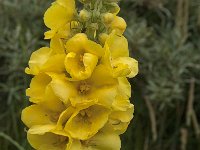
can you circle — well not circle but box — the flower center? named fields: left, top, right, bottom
left=50, top=113, right=60, bottom=122
left=78, top=54, right=84, bottom=67
left=53, top=136, right=68, bottom=146
left=78, top=81, right=91, bottom=94
left=80, top=109, right=92, bottom=118
left=80, top=54, right=83, bottom=62
left=78, top=109, right=92, bottom=125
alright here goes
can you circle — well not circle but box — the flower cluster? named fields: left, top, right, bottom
left=21, top=0, right=138, bottom=149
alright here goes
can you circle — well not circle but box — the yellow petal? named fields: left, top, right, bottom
left=78, top=65, right=118, bottom=106
left=89, top=64, right=117, bottom=87
left=44, top=29, right=57, bottom=39
left=112, top=63, right=131, bottom=77
left=112, top=57, right=139, bottom=78
left=110, top=16, right=127, bottom=35
left=28, top=124, right=56, bottom=135
left=104, top=120, right=130, bottom=135
left=69, top=96, right=98, bottom=108
left=26, top=73, right=66, bottom=112
left=103, top=104, right=134, bottom=134
left=65, top=52, right=98, bottom=80
left=117, top=77, right=131, bottom=98
left=88, top=87, right=117, bottom=107
left=82, top=53, right=98, bottom=74
left=50, top=35, right=65, bottom=54
left=21, top=105, right=55, bottom=128
left=27, top=132, right=68, bottom=150
left=66, top=139, right=82, bottom=150
left=41, top=54, right=65, bottom=73
left=49, top=73, right=77, bottom=104
left=25, top=47, right=53, bottom=75
left=64, top=104, right=110, bottom=140
left=67, top=132, right=121, bottom=150
left=44, top=2, right=74, bottom=30
left=101, top=43, right=113, bottom=70
left=84, top=40, right=104, bottom=57
left=57, top=23, right=71, bottom=39
left=111, top=104, right=134, bottom=123
left=65, top=33, right=104, bottom=56
left=64, top=52, right=83, bottom=79
left=40, top=85, right=66, bottom=112
left=86, top=132, right=121, bottom=150
left=65, top=33, right=88, bottom=54
left=45, top=22, right=73, bottom=39
left=112, top=96, right=131, bottom=111
left=106, top=31, right=129, bottom=58
left=56, top=106, right=75, bottom=130
left=26, top=73, right=52, bottom=103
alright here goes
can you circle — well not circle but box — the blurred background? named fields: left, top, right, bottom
left=0, top=0, right=199, bottom=150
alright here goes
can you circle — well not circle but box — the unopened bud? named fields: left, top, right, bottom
left=99, top=33, right=109, bottom=45
left=89, top=23, right=98, bottom=30
left=110, top=16, right=127, bottom=34
left=108, top=3, right=120, bottom=15
left=79, top=9, right=91, bottom=22
left=102, top=13, right=114, bottom=24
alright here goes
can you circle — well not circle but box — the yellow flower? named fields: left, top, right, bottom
left=21, top=104, right=70, bottom=149
left=26, top=33, right=104, bottom=80
left=101, top=78, right=133, bottom=134
left=104, top=97, right=134, bottom=134
left=28, top=131, right=121, bottom=150
left=44, top=0, right=76, bottom=39
left=102, top=31, right=138, bottom=78
left=49, top=64, right=118, bottom=107
left=104, top=15, right=126, bottom=35
left=104, top=31, right=129, bottom=58
left=21, top=104, right=60, bottom=129
left=27, top=131, right=69, bottom=150
left=112, top=56, right=139, bottom=78
left=23, top=0, right=138, bottom=149
left=67, top=132, right=121, bottom=150
left=64, top=102, right=110, bottom=140
left=25, top=35, right=69, bottom=76
left=26, top=73, right=66, bottom=112
left=25, top=47, right=65, bottom=75
left=65, top=33, right=104, bottom=80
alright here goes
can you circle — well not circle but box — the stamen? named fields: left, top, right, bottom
left=78, top=81, right=91, bottom=94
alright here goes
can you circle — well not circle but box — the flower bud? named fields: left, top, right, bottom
left=99, top=33, right=109, bottom=45
left=90, top=23, right=99, bottom=30
left=87, top=23, right=99, bottom=38
left=108, top=3, right=120, bottom=15
left=110, top=16, right=127, bottom=34
left=79, top=9, right=91, bottom=22
left=102, top=13, right=114, bottom=24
